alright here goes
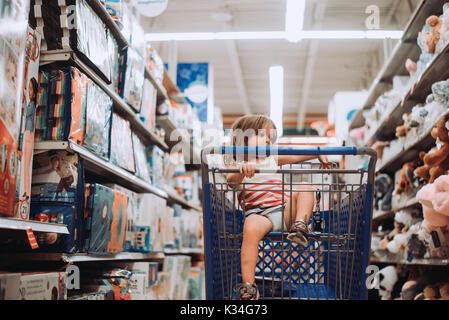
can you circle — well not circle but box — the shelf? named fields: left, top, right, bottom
left=40, top=51, right=169, bottom=152
left=0, top=252, right=165, bottom=263
left=362, top=41, right=449, bottom=145
left=164, top=248, right=204, bottom=255
left=376, top=109, right=449, bottom=174
left=349, top=0, right=447, bottom=131
left=86, top=0, right=129, bottom=48
left=373, top=198, right=421, bottom=222
left=34, top=141, right=168, bottom=198
left=163, top=187, right=202, bottom=213
left=0, top=217, right=68, bottom=234
left=370, top=255, right=449, bottom=266
left=156, top=115, right=201, bottom=169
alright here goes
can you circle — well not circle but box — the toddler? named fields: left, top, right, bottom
left=225, top=114, right=329, bottom=300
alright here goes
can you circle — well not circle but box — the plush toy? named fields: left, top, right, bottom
left=372, top=141, right=389, bottom=160
left=425, top=15, right=443, bottom=54
left=374, top=174, right=394, bottom=211
left=406, top=222, right=429, bottom=260
left=395, top=160, right=421, bottom=195
left=409, top=104, right=428, bottom=129
left=349, top=125, right=368, bottom=141
left=375, top=265, right=398, bottom=300
left=438, top=282, right=449, bottom=300
left=417, top=174, right=449, bottom=231
left=417, top=21, right=435, bottom=76
left=405, top=58, right=417, bottom=76
left=414, top=115, right=449, bottom=183
left=436, top=4, right=449, bottom=54
left=380, top=211, right=412, bottom=251
left=395, top=113, right=412, bottom=138
left=401, top=270, right=449, bottom=300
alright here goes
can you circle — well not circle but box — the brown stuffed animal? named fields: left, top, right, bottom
left=414, top=115, right=449, bottom=183
left=396, top=160, right=421, bottom=195
left=396, top=113, right=412, bottom=138
left=425, top=16, right=443, bottom=54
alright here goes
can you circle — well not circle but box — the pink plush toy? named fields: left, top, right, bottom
left=417, top=174, right=449, bottom=231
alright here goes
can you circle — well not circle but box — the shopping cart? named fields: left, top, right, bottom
left=201, top=146, right=376, bottom=300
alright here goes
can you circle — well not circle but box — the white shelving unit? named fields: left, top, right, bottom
left=349, top=0, right=447, bottom=132
left=0, top=252, right=165, bottom=263
left=0, top=217, right=68, bottom=234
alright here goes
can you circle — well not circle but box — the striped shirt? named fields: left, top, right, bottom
left=236, top=156, right=290, bottom=214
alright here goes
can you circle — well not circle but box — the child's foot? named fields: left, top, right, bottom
left=287, top=220, right=310, bottom=246
left=235, top=282, right=260, bottom=300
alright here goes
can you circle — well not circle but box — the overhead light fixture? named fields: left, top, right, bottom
left=269, top=65, right=284, bottom=138
left=285, top=0, right=306, bottom=43
left=144, top=30, right=403, bottom=42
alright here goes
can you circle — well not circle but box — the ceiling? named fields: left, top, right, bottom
left=141, top=0, right=421, bottom=127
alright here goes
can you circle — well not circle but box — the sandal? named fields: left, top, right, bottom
left=235, top=282, right=260, bottom=300
left=287, top=219, right=310, bottom=246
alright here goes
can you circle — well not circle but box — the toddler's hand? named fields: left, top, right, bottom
left=318, top=155, right=330, bottom=169
left=239, top=163, right=256, bottom=178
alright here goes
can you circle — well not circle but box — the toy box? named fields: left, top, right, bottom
left=30, top=204, right=82, bottom=253
left=139, top=77, right=157, bottom=132
left=0, top=272, right=21, bottom=300
left=132, top=132, right=151, bottom=182
left=133, top=226, right=150, bottom=253
left=31, top=151, right=84, bottom=204
left=147, top=145, right=164, bottom=185
left=119, top=46, right=145, bottom=112
left=145, top=44, right=164, bottom=83
left=162, top=255, right=191, bottom=300
left=31, top=151, right=83, bottom=204
left=32, top=0, right=114, bottom=83
left=18, top=272, right=68, bottom=300
left=0, top=0, right=29, bottom=216
left=14, top=26, right=42, bottom=220
left=83, top=79, right=113, bottom=159
left=110, top=113, right=135, bottom=173
left=137, top=193, right=165, bottom=252
left=84, top=183, right=128, bottom=254
left=187, top=265, right=205, bottom=300
left=105, top=184, right=138, bottom=252
left=162, top=206, right=174, bottom=250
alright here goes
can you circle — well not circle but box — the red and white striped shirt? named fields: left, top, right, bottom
left=236, top=156, right=290, bottom=214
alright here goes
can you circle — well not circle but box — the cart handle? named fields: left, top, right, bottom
left=204, top=146, right=375, bottom=156
left=201, top=146, right=377, bottom=185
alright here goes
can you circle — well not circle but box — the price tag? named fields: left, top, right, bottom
left=26, top=228, right=39, bottom=250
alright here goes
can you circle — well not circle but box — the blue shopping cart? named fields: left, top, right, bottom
left=201, top=146, right=376, bottom=300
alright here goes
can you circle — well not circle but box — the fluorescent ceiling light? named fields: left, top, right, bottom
left=285, top=0, right=306, bottom=43
left=144, top=30, right=403, bottom=42
left=269, top=65, right=284, bottom=137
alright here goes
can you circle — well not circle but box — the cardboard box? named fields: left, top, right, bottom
left=15, top=26, right=42, bottom=220
left=0, top=272, right=21, bottom=300
left=18, top=272, right=67, bottom=300
left=0, top=0, right=29, bottom=216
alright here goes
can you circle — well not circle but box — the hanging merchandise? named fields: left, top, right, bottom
left=132, top=0, right=168, bottom=18
left=119, top=46, right=145, bottom=112
left=0, top=0, right=30, bottom=216
left=15, top=26, right=41, bottom=220
left=83, top=183, right=128, bottom=254
left=176, top=63, right=212, bottom=123
left=110, top=113, right=136, bottom=173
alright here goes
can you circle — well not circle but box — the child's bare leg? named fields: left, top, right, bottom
left=241, top=214, right=273, bottom=284
left=285, top=187, right=315, bottom=245
left=283, top=187, right=315, bottom=230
